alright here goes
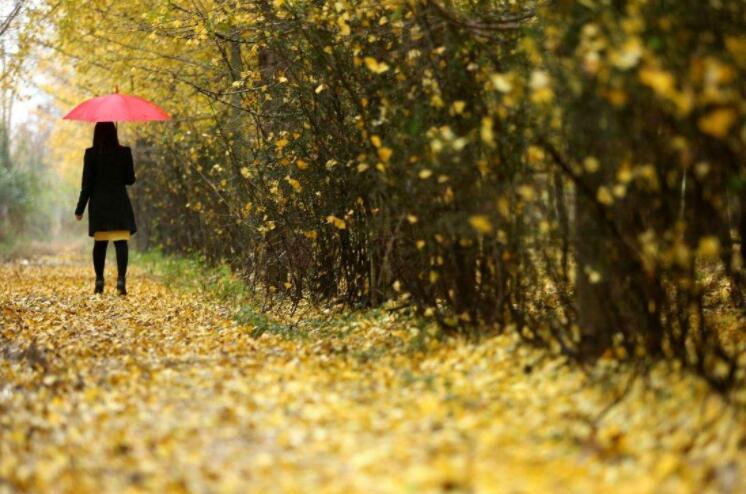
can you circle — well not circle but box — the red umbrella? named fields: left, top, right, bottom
left=63, top=93, right=170, bottom=122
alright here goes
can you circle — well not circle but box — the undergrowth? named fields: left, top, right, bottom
left=132, top=249, right=427, bottom=346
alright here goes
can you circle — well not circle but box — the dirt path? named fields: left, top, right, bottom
left=0, top=254, right=743, bottom=494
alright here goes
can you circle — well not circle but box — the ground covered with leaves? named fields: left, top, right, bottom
left=1, top=253, right=744, bottom=494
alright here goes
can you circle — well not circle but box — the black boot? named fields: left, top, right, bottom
left=94, top=278, right=104, bottom=294
left=116, top=277, right=127, bottom=296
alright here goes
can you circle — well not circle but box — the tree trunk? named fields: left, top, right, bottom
left=574, top=191, right=614, bottom=355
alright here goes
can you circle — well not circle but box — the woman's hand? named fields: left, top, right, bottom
left=75, top=214, right=82, bottom=221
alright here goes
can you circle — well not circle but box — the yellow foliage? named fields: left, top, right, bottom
left=517, top=185, right=535, bottom=202
left=698, top=108, right=738, bottom=138
left=469, top=215, right=493, bottom=234
left=725, top=35, right=746, bottom=67
left=583, top=156, right=600, bottom=173
left=610, top=37, right=643, bottom=70
left=327, top=215, right=347, bottom=229
left=697, top=236, right=720, bottom=258
left=497, top=197, right=511, bottom=218
left=529, top=70, right=554, bottom=103
left=596, top=186, right=614, bottom=206
left=275, top=136, right=289, bottom=149
left=490, top=73, right=513, bottom=93
left=364, top=57, right=389, bottom=74
left=480, top=117, right=495, bottom=147
left=377, top=146, right=393, bottom=162
left=337, top=15, right=351, bottom=37
left=639, top=67, right=676, bottom=97
left=285, top=176, right=302, bottom=193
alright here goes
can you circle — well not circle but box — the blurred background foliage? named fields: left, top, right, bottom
left=11, top=0, right=746, bottom=388
left=0, top=0, right=79, bottom=256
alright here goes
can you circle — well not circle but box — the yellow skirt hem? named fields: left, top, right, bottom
left=93, top=230, right=131, bottom=241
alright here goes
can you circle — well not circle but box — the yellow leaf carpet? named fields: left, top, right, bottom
left=1, top=254, right=743, bottom=494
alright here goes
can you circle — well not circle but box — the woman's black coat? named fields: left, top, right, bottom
left=74, top=145, right=137, bottom=237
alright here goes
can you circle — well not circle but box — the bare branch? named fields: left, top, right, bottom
left=0, top=0, right=24, bottom=39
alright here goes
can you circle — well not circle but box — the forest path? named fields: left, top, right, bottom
left=0, top=253, right=743, bottom=494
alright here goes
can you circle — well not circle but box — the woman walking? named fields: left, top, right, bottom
left=74, top=122, right=136, bottom=295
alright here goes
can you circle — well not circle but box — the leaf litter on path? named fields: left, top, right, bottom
left=0, top=254, right=744, bottom=494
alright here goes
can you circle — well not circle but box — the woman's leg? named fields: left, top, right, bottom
left=114, top=240, right=128, bottom=280
left=93, top=240, right=108, bottom=279
left=93, top=240, right=108, bottom=293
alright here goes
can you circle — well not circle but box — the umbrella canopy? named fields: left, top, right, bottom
left=63, top=93, right=170, bottom=122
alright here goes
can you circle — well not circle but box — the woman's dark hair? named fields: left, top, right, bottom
left=92, top=122, right=119, bottom=151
